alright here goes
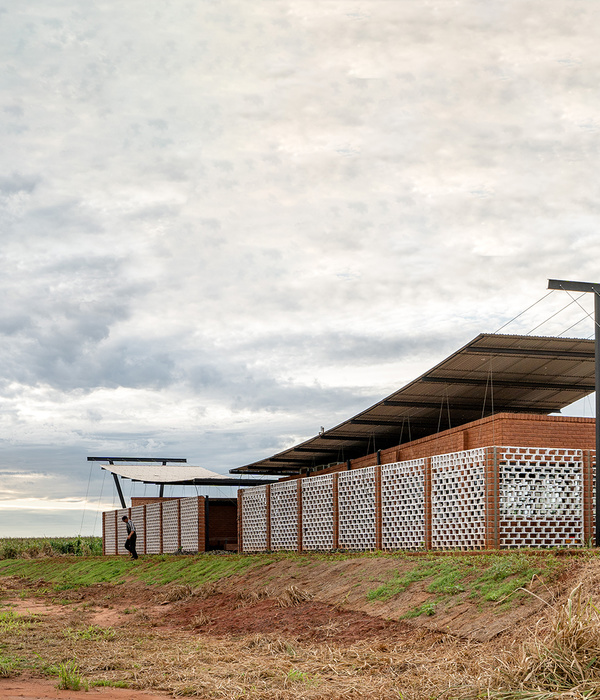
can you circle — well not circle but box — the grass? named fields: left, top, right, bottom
left=0, top=537, right=102, bottom=560
left=0, top=552, right=266, bottom=589
left=63, top=625, right=116, bottom=641
left=0, top=656, right=18, bottom=677
left=460, top=585, right=600, bottom=699
left=0, top=611, right=40, bottom=633
left=0, top=549, right=596, bottom=699
left=366, top=552, right=568, bottom=611
left=57, top=660, right=88, bottom=691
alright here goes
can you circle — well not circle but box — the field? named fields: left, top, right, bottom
left=2, top=541, right=600, bottom=699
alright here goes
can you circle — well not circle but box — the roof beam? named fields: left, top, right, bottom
left=349, top=418, right=408, bottom=427
left=548, top=279, right=600, bottom=293
left=465, top=346, right=594, bottom=359
left=318, top=434, right=375, bottom=442
left=88, top=457, right=187, bottom=463
left=351, top=417, right=434, bottom=426
left=383, top=398, right=561, bottom=413
left=422, top=376, right=595, bottom=391
left=294, top=447, right=341, bottom=454
left=268, top=458, right=313, bottom=464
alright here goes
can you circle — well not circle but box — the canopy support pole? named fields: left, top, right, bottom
left=548, top=278, right=600, bottom=546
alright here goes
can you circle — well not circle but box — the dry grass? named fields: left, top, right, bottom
left=158, top=583, right=195, bottom=604
left=456, top=585, right=600, bottom=700
left=0, top=590, right=483, bottom=699
left=192, top=580, right=222, bottom=599
left=234, top=587, right=271, bottom=608
left=275, top=585, right=314, bottom=608
left=188, top=611, right=213, bottom=629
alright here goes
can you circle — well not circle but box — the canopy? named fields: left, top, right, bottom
left=230, top=333, right=595, bottom=475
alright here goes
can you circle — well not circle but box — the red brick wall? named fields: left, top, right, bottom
left=301, top=414, right=595, bottom=476
left=131, top=497, right=180, bottom=507
left=207, top=502, right=237, bottom=549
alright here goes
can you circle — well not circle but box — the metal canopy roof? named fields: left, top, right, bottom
left=230, top=333, right=595, bottom=476
left=98, top=463, right=274, bottom=486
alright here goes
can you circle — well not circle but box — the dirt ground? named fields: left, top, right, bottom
left=0, top=553, right=596, bottom=699
left=0, top=677, right=170, bottom=700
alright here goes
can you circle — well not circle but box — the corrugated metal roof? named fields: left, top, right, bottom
left=230, top=333, right=595, bottom=475
left=100, top=464, right=273, bottom=486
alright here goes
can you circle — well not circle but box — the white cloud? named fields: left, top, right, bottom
left=0, top=0, right=598, bottom=535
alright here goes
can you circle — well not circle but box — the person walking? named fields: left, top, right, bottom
left=122, top=515, right=138, bottom=559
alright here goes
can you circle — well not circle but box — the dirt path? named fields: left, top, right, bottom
left=0, top=677, right=171, bottom=700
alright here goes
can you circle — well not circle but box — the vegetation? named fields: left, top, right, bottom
left=0, top=548, right=597, bottom=698
left=0, top=551, right=267, bottom=588
left=459, top=586, right=600, bottom=699
left=366, top=552, right=568, bottom=617
left=57, top=660, right=87, bottom=691
left=0, top=536, right=102, bottom=560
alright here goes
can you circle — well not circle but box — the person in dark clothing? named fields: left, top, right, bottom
left=122, top=515, right=138, bottom=559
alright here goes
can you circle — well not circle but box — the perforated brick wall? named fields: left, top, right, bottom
left=130, top=505, right=146, bottom=554
left=498, top=447, right=584, bottom=548
left=381, top=459, right=426, bottom=550
left=116, top=508, right=131, bottom=555
left=145, top=503, right=162, bottom=554
left=338, top=467, right=377, bottom=550
left=302, top=474, right=334, bottom=551
left=270, top=481, right=299, bottom=551
left=431, top=449, right=487, bottom=549
left=590, top=451, right=596, bottom=543
left=241, top=485, right=269, bottom=552
left=103, top=512, right=116, bottom=555
left=162, top=500, right=180, bottom=553
left=181, top=496, right=201, bottom=552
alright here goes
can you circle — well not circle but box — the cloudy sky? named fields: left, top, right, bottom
left=1, top=0, right=599, bottom=537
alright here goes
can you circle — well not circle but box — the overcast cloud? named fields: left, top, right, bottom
left=1, top=0, right=599, bottom=536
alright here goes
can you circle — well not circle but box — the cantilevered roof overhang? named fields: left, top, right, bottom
left=230, top=333, right=595, bottom=476
left=99, top=463, right=274, bottom=486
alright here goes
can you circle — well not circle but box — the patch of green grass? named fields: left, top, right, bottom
left=63, top=625, right=116, bottom=641
left=367, top=552, right=569, bottom=608
left=0, top=553, right=270, bottom=590
left=367, top=563, right=440, bottom=601
left=0, top=611, right=40, bottom=633
left=400, top=601, right=437, bottom=619
left=91, top=679, right=129, bottom=689
left=426, top=562, right=471, bottom=595
left=286, top=668, right=318, bottom=686
left=57, top=660, right=87, bottom=691
left=470, top=554, right=551, bottom=602
left=0, top=655, right=19, bottom=677
left=0, top=537, right=102, bottom=560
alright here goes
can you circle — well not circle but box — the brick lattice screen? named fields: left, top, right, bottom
left=270, top=481, right=299, bottom=551
left=102, top=446, right=597, bottom=555
left=381, top=459, right=426, bottom=550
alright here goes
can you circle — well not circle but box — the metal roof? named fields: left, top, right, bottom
left=100, top=463, right=274, bottom=486
left=230, top=333, right=595, bottom=476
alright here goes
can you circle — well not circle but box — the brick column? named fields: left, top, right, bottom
left=114, top=511, right=118, bottom=555
left=332, top=473, right=339, bottom=550
left=198, top=497, right=206, bottom=553
left=265, top=485, right=272, bottom=552
left=142, top=505, right=147, bottom=554
left=424, top=458, right=432, bottom=550
left=102, top=512, right=106, bottom=556
left=584, top=450, right=594, bottom=544
left=177, top=500, right=182, bottom=551
left=485, top=447, right=499, bottom=550
left=237, top=491, right=243, bottom=554
left=159, top=503, right=164, bottom=554
left=374, top=465, right=382, bottom=551
left=297, top=479, right=303, bottom=553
